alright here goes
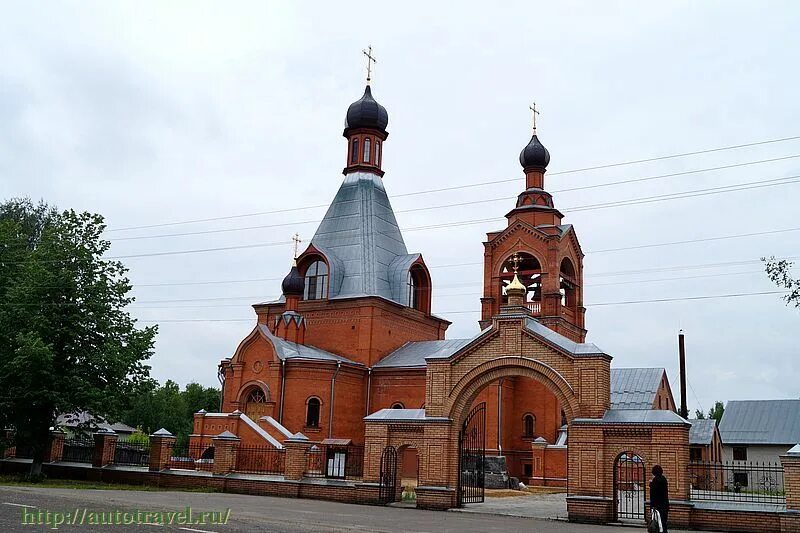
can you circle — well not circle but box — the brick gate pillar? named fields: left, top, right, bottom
left=92, top=429, right=118, bottom=467
left=149, top=428, right=176, bottom=472
left=781, top=445, right=800, bottom=511
left=211, top=431, right=240, bottom=475
left=43, top=429, right=65, bottom=463
left=283, top=433, right=312, bottom=480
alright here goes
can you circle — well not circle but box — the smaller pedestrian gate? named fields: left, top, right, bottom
left=378, top=446, right=398, bottom=504
left=614, top=452, right=646, bottom=521
left=457, top=402, right=486, bottom=506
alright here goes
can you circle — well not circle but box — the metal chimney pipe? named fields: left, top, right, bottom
left=679, top=329, right=689, bottom=419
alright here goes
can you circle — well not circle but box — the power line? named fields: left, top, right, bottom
left=133, top=289, right=787, bottom=321
left=107, top=154, right=800, bottom=241
left=105, top=134, right=800, bottom=232
left=98, top=174, right=800, bottom=258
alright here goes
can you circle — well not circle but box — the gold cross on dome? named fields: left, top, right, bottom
left=510, top=252, right=523, bottom=273
left=529, top=102, right=540, bottom=133
left=292, top=233, right=302, bottom=258
left=363, top=45, right=377, bottom=85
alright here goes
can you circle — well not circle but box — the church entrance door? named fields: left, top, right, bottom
left=457, top=402, right=486, bottom=506
left=378, top=446, right=398, bottom=504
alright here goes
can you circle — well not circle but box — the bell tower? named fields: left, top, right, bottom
left=480, top=108, right=587, bottom=342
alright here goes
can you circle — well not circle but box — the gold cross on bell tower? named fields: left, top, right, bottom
left=529, top=102, right=540, bottom=134
left=362, top=45, right=377, bottom=85
left=292, top=233, right=302, bottom=259
left=510, top=251, right=523, bottom=273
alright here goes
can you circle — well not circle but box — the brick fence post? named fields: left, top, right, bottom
left=92, top=429, right=118, bottom=468
left=43, top=429, right=65, bottom=463
left=149, top=428, right=176, bottom=472
left=781, top=444, right=800, bottom=511
left=212, top=431, right=240, bottom=476
left=531, top=437, right=547, bottom=486
left=283, top=432, right=312, bottom=481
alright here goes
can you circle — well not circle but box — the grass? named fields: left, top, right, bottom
left=0, top=475, right=218, bottom=493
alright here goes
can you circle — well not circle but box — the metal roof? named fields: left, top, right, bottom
left=719, top=399, right=800, bottom=445
left=575, top=409, right=688, bottom=425
left=689, top=419, right=717, bottom=445
left=258, top=325, right=362, bottom=366
left=610, top=368, right=664, bottom=409
left=309, top=171, right=419, bottom=305
left=374, top=338, right=475, bottom=368
left=524, top=319, right=608, bottom=357
left=364, top=408, right=450, bottom=422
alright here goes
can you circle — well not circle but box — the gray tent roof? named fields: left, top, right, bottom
left=610, top=368, right=665, bottom=409
left=258, top=325, right=362, bottom=366
left=719, top=399, right=800, bottom=445
left=689, top=419, right=717, bottom=445
left=309, top=171, right=418, bottom=305
left=374, top=338, right=476, bottom=369
left=524, top=319, right=607, bottom=357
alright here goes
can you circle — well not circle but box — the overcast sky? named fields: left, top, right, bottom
left=1, top=1, right=798, bottom=414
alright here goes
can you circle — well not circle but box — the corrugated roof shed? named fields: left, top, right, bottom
left=689, top=418, right=717, bottom=445
left=610, top=368, right=665, bottom=410
left=719, top=399, right=800, bottom=445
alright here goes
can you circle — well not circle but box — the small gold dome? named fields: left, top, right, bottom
left=506, top=273, right=526, bottom=295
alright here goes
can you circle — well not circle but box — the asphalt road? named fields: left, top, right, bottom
left=0, top=485, right=692, bottom=532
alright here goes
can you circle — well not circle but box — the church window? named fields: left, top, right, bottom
left=406, top=265, right=429, bottom=312
left=306, top=397, right=321, bottom=428
left=304, top=260, right=328, bottom=300
left=247, top=388, right=267, bottom=404
left=351, top=139, right=359, bottom=164
left=523, top=414, right=536, bottom=437
left=391, top=402, right=404, bottom=409
left=407, top=271, right=418, bottom=309
left=363, top=137, right=371, bottom=163
left=375, top=140, right=381, bottom=165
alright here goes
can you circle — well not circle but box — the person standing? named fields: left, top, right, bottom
left=649, top=464, right=669, bottom=532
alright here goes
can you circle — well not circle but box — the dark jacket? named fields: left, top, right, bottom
left=650, top=474, right=670, bottom=509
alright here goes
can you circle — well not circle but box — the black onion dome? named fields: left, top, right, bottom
left=519, top=134, right=551, bottom=170
left=344, top=85, right=389, bottom=135
left=281, top=263, right=304, bottom=297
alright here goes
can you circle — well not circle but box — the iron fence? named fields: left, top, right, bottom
left=236, top=446, right=285, bottom=475
left=166, top=442, right=213, bottom=471
left=62, top=436, right=94, bottom=463
left=303, top=444, right=363, bottom=480
left=688, top=461, right=785, bottom=504
left=113, top=441, right=150, bottom=467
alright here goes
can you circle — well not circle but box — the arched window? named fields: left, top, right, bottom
left=559, top=257, right=578, bottom=308
left=523, top=414, right=536, bottom=437
left=407, top=265, right=429, bottom=312
left=391, top=402, right=404, bottom=409
left=351, top=139, right=359, bottom=164
left=375, top=140, right=381, bottom=166
left=500, top=252, right=542, bottom=306
left=304, top=260, right=328, bottom=300
left=363, top=137, right=371, bottom=163
left=306, top=397, right=321, bottom=428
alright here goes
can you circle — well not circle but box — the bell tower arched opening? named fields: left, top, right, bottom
left=499, top=252, right=542, bottom=313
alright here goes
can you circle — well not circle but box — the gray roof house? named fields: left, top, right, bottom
left=718, top=399, right=800, bottom=463
left=610, top=367, right=676, bottom=411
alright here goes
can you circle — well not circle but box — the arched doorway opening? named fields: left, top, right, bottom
left=239, top=383, right=272, bottom=421
left=613, top=451, right=646, bottom=522
left=446, top=357, right=579, bottom=507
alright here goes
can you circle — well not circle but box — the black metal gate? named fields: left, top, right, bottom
left=614, top=452, right=646, bottom=521
left=378, top=446, right=398, bottom=504
left=458, top=402, right=486, bottom=506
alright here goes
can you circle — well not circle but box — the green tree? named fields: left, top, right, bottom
left=695, top=409, right=706, bottom=419
left=122, top=380, right=220, bottom=447
left=707, top=401, right=725, bottom=425
left=763, top=257, right=800, bottom=308
left=0, top=199, right=156, bottom=476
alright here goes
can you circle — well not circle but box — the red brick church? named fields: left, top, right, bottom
left=190, top=81, right=678, bottom=486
